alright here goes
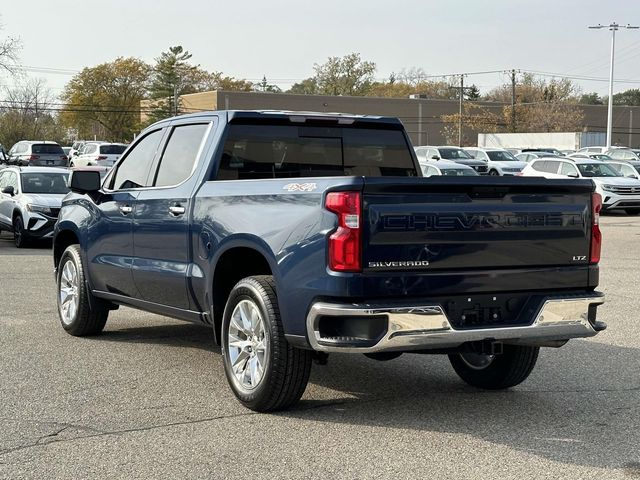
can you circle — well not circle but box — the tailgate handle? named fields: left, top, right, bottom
left=471, top=187, right=509, bottom=199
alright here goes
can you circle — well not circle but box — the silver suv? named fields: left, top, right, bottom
left=7, top=141, right=69, bottom=167
left=0, top=167, right=70, bottom=247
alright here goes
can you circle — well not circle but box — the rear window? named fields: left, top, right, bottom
left=21, top=172, right=69, bottom=194
left=440, top=168, right=477, bottom=176
left=100, top=145, right=127, bottom=155
left=487, top=150, right=517, bottom=161
left=216, top=124, right=416, bottom=180
left=32, top=144, right=64, bottom=155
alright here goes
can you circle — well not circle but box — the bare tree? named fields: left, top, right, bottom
left=0, top=20, right=21, bottom=75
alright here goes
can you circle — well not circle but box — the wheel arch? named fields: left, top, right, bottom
left=53, top=227, right=81, bottom=270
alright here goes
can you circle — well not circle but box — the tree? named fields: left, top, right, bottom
left=579, top=92, right=604, bottom=105
left=60, top=57, right=150, bottom=142
left=465, top=84, right=481, bottom=101
left=613, top=89, right=640, bottom=106
left=441, top=103, right=502, bottom=146
left=0, top=79, right=68, bottom=147
left=0, top=21, right=20, bottom=75
left=367, top=77, right=459, bottom=99
left=256, top=75, right=282, bottom=93
left=313, top=53, right=376, bottom=96
left=288, top=78, right=318, bottom=95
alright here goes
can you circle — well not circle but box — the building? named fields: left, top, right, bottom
left=141, top=90, right=640, bottom=148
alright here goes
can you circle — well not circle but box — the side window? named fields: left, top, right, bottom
left=531, top=161, right=544, bottom=172
left=0, top=172, right=6, bottom=189
left=544, top=161, right=560, bottom=173
left=153, top=124, right=209, bottom=187
left=609, top=150, right=623, bottom=159
left=560, top=162, right=578, bottom=176
left=5, top=172, right=18, bottom=190
left=428, top=149, right=439, bottom=159
left=111, top=129, right=164, bottom=190
left=466, top=150, right=477, bottom=158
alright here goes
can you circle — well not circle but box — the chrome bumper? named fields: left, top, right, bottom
left=306, top=293, right=605, bottom=353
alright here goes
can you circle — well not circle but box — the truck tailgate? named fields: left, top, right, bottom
left=362, top=177, right=595, bottom=272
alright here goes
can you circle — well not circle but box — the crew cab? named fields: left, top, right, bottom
left=53, top=111, right=606, bottom=412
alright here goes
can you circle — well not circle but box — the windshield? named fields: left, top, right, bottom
left=440, top=168, right=477, bottom=176
left=21, top=172, right=70, bottom=194
left=100, top=145, right=127, bottom=155
left=592, top=154, right=611, bottom=160
left=439, top=148, right=472, bottom=160
left=487, top=150, right=517, bottom=161
left=32, top=144, right=64, bottom=155
left=577, top=163, right=621, bottom=178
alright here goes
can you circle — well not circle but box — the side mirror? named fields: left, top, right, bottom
left=73, top=151, right=80, bottom=156
left=567, top=173, right=579, bottom=178
left=2, top=185, right=14, bottom=196
left=431, top=155, right=440, bottom=160
left=69, top=170, right=102, bottom=193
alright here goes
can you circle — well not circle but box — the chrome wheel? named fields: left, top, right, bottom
left=227, top=299, right=268, bottom=391
left=459, top=352, right=495, bottom=370
left=59, top=259, right=79, bottom=325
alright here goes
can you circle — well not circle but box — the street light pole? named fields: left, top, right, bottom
left=589, top=22, right=639, bottom=149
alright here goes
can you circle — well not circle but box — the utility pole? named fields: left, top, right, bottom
left=589, top=22, right=639, bottom=149
left=510, top=69, right=517, bottom=133
left=449, top=75, right=472, bottom=146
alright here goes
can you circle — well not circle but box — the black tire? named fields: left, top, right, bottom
left=221, top=275, right=312, bottom=412
left=489, top=169, right=500, bottom=176
left=625, top=209, right=640, bottom=216
left=56, top=245, right=108, bottom=336
left=13, top=216, right=29, bottom=248
left=448, top=345, right=539, bottom=390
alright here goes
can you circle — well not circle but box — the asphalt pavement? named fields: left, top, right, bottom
left=0, top=215, right=639, bottom=479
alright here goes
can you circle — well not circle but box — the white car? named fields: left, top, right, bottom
left=520, top=157, right=640, bottom=215
left=0, top=166, right=70, bottom=247
left=70, top=142, right=127, bottom=168
left=420, top=160, right=478, bottom=176
left=464, top=147, right=527, bottom=176
left=576, top=146, right=609, bottom=155
left=605, top=148, right=640, bottom=162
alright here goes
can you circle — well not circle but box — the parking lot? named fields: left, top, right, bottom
left=0, top=215, right=638, bottom=479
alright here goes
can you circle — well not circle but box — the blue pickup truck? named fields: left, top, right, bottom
left=53, top=110, right=606, bottom=412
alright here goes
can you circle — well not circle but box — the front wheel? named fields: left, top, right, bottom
left=489, top=169, right=500, bottom=176
left=13, top=216, right=28, bottom=248
left=57, top=245, right=109, bottom=336
left=221, top=275, right=312, bottom=412
left=448, top=345, right=539, bottom=389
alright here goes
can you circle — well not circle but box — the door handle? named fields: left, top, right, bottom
left=169, top=205, right=186, bottom=216
left=119, top=205, right=133, bottom=215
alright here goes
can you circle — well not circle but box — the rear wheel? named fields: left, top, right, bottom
left=448, top=345, right=539, bottom=389
left=221, top=275, right=312, bottom=412
left=625, top=209, right=640, bottom=216
left=13, top=216, right=28, bottom=248
left=57, top=245, right=109, bottom=336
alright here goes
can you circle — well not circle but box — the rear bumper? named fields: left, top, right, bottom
left=306, top=292, right=605, bottom=353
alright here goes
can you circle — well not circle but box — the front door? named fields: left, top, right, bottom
left=132, top=122, right=211, bottom=310
left=86, top=128, right=166, bottom=297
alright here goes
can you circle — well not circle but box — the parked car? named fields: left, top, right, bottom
left=568, top=153, right=612, bottom=161
left=414, top=146, right=489, bottom=174
left=0, top=166, right=69, bottom=247
left=606, top=148, right=640, bottom=162
left=516, top=152, right=563, bottom=163
left=70, top=142, right=127, bottom=168
left=576, top=146, right=609, bottom=155
left=420, top=159, right=478, bottom=176
left=54, top=110, right=607, bottom=412
left=606, top=160, right=640, bottom=180
left=559, top=149, right=576, bottom=155
left=68, top=140, right=88, bottom=160
left=0, top=144, right=8, bottom=163
left=6, top=141, right=68, bottom=167
left=464, top=147, right=527, bottom=176
left=521, top=147, right=564, bottom=156
left=521, top=157, right=640, bottom=214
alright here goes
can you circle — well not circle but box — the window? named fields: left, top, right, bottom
left=111, top=129, right=164, bottom=190
left=427, top=148, right=439, bottom=159
left=0, top=172, right=7, bottom=190
left=216, top=124, right=415, bottom=180
left=438, top=148, right=473, bottom=160
left=100, top=144, right=127, bottom=155
left=32, top=144, right=64, bottom=155
left=421, top=164, right=436, bottom=176
left=21, top=172, right=69, bottom=194
left=576, top=163, right=621, bottom=178
left=543, top=160, right=560, bottom=173
left=466, top=149, right=478, bottom=158
left=4, top=172, right=18, bottom=191
left=532, top=161, right=547, bottom=172
left=154, top=124, right=208, bottom=187
left=441, top=167, right=477, bottom=176
left=560, top=162, right=578, bottom=177
left=487, top=150, right=517, bottom=161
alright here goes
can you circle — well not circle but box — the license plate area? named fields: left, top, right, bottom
left=442, top=293, right=539, bottom=329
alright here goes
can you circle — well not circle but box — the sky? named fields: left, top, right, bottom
left=1, top=0, right=639, bottom=98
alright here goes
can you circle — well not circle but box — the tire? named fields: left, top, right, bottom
left=221, top=275, right=312, bottom=412
left=13, top=216, right=29, bottom=248
left=489, top=169, right=500, bottom=176
left=448, top=345, right=539, bottom=390
left=625, top=209, right=640, bottom=216
left=69, top=162, right=75, bottom=167
left=56, top=245, right=108, bottom=336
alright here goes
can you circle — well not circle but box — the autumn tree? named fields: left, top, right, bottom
left=613, top=89, right=640, bottom=106
left=61, top=57, right=150, bottom=142
left=288, top=78, right=318, bottom=95
left=579, top=92, right=604, bottom=105
left=441, top=103, right=502, bottom=146
left=312, top=53, right=376, bottom=96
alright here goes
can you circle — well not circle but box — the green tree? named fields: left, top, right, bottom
left=465, top=84, right=481, bottom=101
left=313, top=53, right=376, bottom=96
left=613, top=89, right=640, bottom=106
left=579, top=92, right=604, bottom=105
left=288, top=78, right=318, bottom=95
left=256, top=75, right=282, bottom=93
left=60, top=57, right=150, bottom=142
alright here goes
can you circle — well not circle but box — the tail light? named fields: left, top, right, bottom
left=97, top=156, right=108, bottom=160
left=28, top=155, right=40, bottom=160
left=325, top=191, right=361, bottom=272
left=61, top=155, right=68, bottom=161
left=590, top=193, right=602, bottom=264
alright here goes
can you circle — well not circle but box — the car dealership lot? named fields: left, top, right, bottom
left=0, top=216, right=639, bottom=479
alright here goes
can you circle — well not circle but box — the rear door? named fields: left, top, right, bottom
left=362, top=177, right=594, bottom=272
left=131, top=121, right=213, bottom=309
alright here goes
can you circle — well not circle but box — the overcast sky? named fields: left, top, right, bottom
left=1, top=0, right=639, bottom=97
